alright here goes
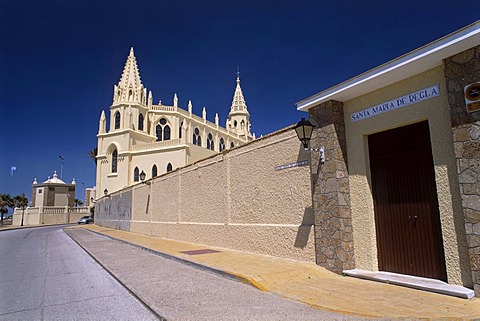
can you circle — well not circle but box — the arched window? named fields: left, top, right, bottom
left=193, top=128, right=201, bottom=146
left=234, top=120, right=238, bottom=128
left=114, top=112, right=121, bottom=129
left=156, top=118, right=170, bottom=141
left=112, top=149, right=118, bottom=173
left=138, top=114, right=144, bottom=131
left=219, top=138, right=225, bottom=152
left=164, top=125, right=171, bottom=140
left=230, top=142, right=235, bottom=149
left=207, top=133, right=214, bottom=151
left=152, top=164, right=158, bottom=178
left=166, top=163, right=173, bottom=172
left=133, top=167, right=139, bottom=182
left=156, top=124, right=162, bottom=141
left=179, top=121, right=183, bottom=139
left=128, top=89, right=133, bottom=101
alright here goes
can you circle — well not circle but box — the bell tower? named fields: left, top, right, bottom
left=109, top=48, right=149, bottom=133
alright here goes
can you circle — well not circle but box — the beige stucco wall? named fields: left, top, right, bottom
left=13, top=209, right=39, bottom=226
left=43, top=213, right=68, bottom=225
left=12, top=208, right=89, bottom=225
left=96, top=190, right=133, bottom=230
left=99, top=127, right=316, bottom=262
left=344, top=65, right=470, bottom=286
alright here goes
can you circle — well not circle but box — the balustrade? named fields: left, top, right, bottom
left=132, top=138, right=181, bottom=151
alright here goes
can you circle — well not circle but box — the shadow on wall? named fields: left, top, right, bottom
left=293, top=143, right=315, bottom=249
left=295, top=206, right=314, bottom=249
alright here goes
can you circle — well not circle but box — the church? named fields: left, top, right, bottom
left=94, top=22, right=480, bottom=298
left=96, top=48, right=255, bottom=195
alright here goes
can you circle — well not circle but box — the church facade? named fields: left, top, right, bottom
left=96, top=48, right=254, bottom=195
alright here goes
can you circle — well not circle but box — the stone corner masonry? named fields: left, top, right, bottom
left=445, top=45, right=480, bottom=296
left=309, top=100, right=355, bottom=273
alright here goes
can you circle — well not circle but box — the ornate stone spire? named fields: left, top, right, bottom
left=113, top=47, right=147, bottom=104
left=229, top=74, right=249, bottom=113
left=227, top=72, right=252, bottom=137
left=119, top=47, right=142, bottom=90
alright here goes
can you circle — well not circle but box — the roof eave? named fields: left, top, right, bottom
left=296, top=20, right=480, bottom=111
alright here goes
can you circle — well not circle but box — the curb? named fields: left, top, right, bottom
left=0, top=223, right=75, bottom=232
left=69, top=227, right=480, bottom=320
left=66, top=227, right=376, bottom=319
left=79, top=227, right=262, bottom=289
left=64, top=228, right=167, bottom=321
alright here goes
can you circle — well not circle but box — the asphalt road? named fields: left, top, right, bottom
left=0, top=225, right=158, bottom=320
left=67, top=228, right=363, bottom=320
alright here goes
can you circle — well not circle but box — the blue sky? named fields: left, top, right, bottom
left=0, top=0, right=477, bottom=203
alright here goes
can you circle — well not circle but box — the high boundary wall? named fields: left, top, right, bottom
left=96, top=126, right=317, bottom=262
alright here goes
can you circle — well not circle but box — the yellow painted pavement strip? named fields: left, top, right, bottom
left=69, top=225, right=480, bottom=320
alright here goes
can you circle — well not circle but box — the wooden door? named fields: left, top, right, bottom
left=368, top=121, right=447, bottom=281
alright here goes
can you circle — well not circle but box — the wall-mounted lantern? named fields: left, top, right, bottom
left=104, top=188, right=108, bottom=197
left=140, top=170, right=150, bottom=185
left=294, top=118, right=325, bottom=163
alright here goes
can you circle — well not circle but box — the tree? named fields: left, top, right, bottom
left=0, top=194, right=14, bottom=226
left=14, top=194, right=28, bottom=209
left=87, top=147, right=98, bottom=165
left=74, top=199, right=84, bottom=207
left=14, top=194, right=29, bottom=227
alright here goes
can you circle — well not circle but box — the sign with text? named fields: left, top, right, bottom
left=275, top=160, right=308, bottom=171
left=350, top=84, right=440, bottom=122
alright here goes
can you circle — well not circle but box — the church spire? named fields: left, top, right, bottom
left=227, top=71, right=252, bottom=138
left=113, top=47, right=147, bottom=105
left=229, top=72, right=249, bottom=113
left=119, top=47, right=142, bottom=89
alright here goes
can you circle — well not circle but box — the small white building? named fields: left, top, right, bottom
left=32, top=172, right=75, bottom=208
left=13, top=172, right=89, bottom=226
left=96, top=48, right=255, bottom=195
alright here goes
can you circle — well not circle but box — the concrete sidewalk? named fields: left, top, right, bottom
left=68, top=225, right=480, bottom=320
